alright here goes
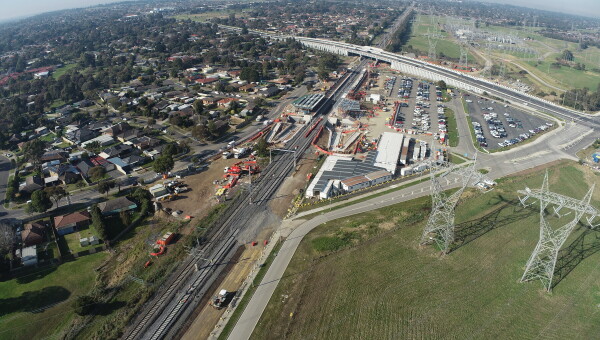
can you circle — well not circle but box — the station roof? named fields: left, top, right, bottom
left=292, top=93, right=325, bottom=111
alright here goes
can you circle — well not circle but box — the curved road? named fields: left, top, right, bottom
left=226, top=96, right=593, bottom=340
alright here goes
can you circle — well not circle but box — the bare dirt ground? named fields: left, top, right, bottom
left=180, top=148, right=318, bottom=339
left=161, top=157, right=248, bottom=220
left=181, top=228, right=272, bottom=340
left=268, top=153, right=318, bottom=218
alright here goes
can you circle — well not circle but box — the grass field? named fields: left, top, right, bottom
left=0, top=252, right=108, bottom=340
left=52, top=63, right=77, bottom=79
left=406, top=15, right=479, bottom=65
left=252, top=162, right=600, bottom=339
left=445, top=107, right=458, bottom=147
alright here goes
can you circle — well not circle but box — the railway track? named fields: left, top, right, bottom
left=123, top=62, right=364, bottom=340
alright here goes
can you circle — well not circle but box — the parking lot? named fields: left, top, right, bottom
left=465, top=96, right=551, bottom=150
left=383, top=75, right=450, bottom=138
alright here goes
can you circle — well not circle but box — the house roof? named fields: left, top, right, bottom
left=75, top=159, right=95, bottom=176
left=22, top=222, right=46, bottom=246
left=54, top=211, right=91, bottom=229
left=98, top=197, right=137, bottom=213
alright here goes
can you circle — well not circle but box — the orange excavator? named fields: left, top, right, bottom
left=223, top=160, right=260, bottom=189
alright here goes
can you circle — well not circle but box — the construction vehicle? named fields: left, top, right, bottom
left=157, top=232, right=174, bottom=246
left=210, top=289, right=232, bottom=309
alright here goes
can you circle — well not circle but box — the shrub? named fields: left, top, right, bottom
left=311, top=236, right=349, bottom=252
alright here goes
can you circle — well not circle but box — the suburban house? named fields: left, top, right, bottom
left=102, top=122, right=131, bottom=137
left=64, top=128, right=98, bottom=145
left=116, top=129, right=141, bottom=142
left=54, top=211, right=91, bottom=236
left=107, top=157, right=132, bottom=175
left=21, top=175, right=45, bottom=194
left=75, top=159, right=96, bottom=179
left=41, top=150, right=68, bottom=163
left=99, top=144, right=133, bottom=159
left=98, top=197, right=137, bottom=216
left=47, top=164, right=81, bottom=184
left=130, top=136, right=161, bottom=150
left=21, top=221, right=47, bottom=247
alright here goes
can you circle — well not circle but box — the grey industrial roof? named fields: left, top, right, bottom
left=291, top=93, right=325, bottom=110
left=338, top=98, right=361, bottom=112
left=312, top=152, right=386, bottom=193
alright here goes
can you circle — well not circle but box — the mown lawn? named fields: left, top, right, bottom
left=0, top=252, right=108, bottom=340
left=252, top=162, right=600, bottom=340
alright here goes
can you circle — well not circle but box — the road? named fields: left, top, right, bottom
left=225, top=91, right=593, bottom=340
left=123, top=63, right=364, bottom=340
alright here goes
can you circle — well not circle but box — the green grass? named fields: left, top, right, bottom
left=62, top=225, right=102, bottom=254
left=52, top=64, right=77, bottom=80
left=449, top=153, right=467, bottom=164
left=49, top=100, right=66, bottom=109
left=252, top=162, right=600, bottom=340
left=0, top=252, right=108, bottom=340
left=445, top=107, right=458, bottom=147
left=405, top=15, right=478, bottom=63
left=39, top=132, right=56, bottom=142
left=525, top=59, right=600, bottom=91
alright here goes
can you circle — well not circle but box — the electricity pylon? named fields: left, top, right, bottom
left=459, top=41, right=469, bottom=69
left=420, top=157, right=491, bottom=254
left=518, top=171, right=600, bottom=292
left=426, top=28, right=442, bottom=60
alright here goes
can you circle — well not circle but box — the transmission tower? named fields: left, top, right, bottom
left=499, top=61, right=506, bottom=79
left=425, top=27, right=442, bottom=61
left=518, top=171, right=600, bottom=292
left=420, top=157, right=491, bottom=254
left=459, top=41, right=469, bottom=69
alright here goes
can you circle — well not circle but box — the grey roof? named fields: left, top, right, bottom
left=313, top=152, right=385, bottom=193
left=291, top=94, right=325, bottom=111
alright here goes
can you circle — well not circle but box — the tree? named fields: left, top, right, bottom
left=88, top=166, right=106, bottom=182
left=73, top=295, right=98, bottom=316
left=0, top=223, right=15, bottom=258
left=561, top=50, right=574, bottom=61
left=436, top=80, right=447, bottom=91
left=163, top=143, right=179, bottom=157
left=240, top=67, right=260, bottom=82
left=153, top=155, right=174, bottom=174
left=22, top=139, right=46, bottom=166
left=29, top=190, right=53, bottom=213
left=85, top=141, right=102, bottom=153
left=44, top=186, right=67, bottom=208
left=255, top=137, right=269, bottom=157
left=90, top=204, right=108, bottom=241
left=191, top=124, right=209, bottom=141
left=317, top=69, right=329, bottom=81
left=97, top=180, right=115, bottom=196
left=193, top=100, right=204, bottom=115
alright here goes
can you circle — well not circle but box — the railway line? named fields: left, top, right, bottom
left=123, top=60, right=365, bottom=340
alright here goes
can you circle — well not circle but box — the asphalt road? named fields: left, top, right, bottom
left=226, top=92, right=596, bottom=340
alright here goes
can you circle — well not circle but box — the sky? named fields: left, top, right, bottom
left=0, top=0, right=128, bottom=22
left=482, top=0, right=600, bottom=18
left=0, top=0, right=599, bottom=22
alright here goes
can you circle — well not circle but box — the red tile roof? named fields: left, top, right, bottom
left=54, top=211, right=91, bottom=229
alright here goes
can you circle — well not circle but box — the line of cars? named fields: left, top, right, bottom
left=497, top=123, right=553, bottom=147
